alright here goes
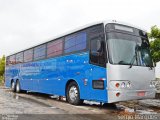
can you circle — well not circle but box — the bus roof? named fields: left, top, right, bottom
left=7, top=20, right=146, bottom=57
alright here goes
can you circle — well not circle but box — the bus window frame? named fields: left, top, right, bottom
left=6, top=24, right=107, bottom=66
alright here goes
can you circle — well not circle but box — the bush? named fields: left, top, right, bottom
left=0, top=76, right=4, bottom=85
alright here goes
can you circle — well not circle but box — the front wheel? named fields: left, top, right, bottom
left=66, top=81, right=83, bottom=105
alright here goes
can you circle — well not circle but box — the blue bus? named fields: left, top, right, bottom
left=5, top=20, right=156, bottom=105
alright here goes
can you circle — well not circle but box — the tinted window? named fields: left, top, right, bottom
left=16, top=52, right=23, bottom=64
left=47, top=39, right=63, bottom=58
left=6, top=56, right=10, bottom=66
left=10, top=55, right=16, bottom=65
left=90, top=37, right=105, bottom=66
left=34, top=44, right=46, bottom=61
left=24, top=49, right=33, bottom=62
left=90, top=39, right=99, bottom=63
left=89, top=24, right=106, bottom=67
left=64, top=32, right=86, bottom=53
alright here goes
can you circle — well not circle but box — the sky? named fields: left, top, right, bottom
left=0, top=0, right=160, bottom=57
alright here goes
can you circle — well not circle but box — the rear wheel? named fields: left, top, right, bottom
left=11, top=81, right=16, bottom=92
left=66, top=81, right=83, bottom=105
left=15, top=80, right=21, bottom=93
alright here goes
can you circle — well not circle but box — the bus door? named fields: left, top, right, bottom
left=89, top=34, right=107, bottom=100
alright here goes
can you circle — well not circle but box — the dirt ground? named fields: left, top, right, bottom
left=0, top=86, right=160, bottom=120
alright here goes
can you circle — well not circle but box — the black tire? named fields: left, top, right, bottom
left=11, top=81, right=16, bottom=92
left=66, top=81, right=83, bottom=105
left=15, top=80, right=21, bottom=93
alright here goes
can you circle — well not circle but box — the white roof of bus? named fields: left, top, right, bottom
left=7, top=20, right=146, bottom=56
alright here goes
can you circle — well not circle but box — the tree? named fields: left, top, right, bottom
left=148, top=26, right=160, bottom=63
left=0, top=55, right=5, bottom=77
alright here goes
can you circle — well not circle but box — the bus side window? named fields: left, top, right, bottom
left=34, top=44, right=46, bottom=61
left=24, top=49, right=33, bottom=62
left=47, top=39, right=63, bottom=58
left=6, top=56, right=10, bottom=66
left=90, top=38, right=100, bottom=64
left=90, top=36, right=106, bottom=67
left=10, top=55, right=16, bottom=65
left=64, top=32, right=87, bottom=54
left=16, top=52, right=23, bottom=64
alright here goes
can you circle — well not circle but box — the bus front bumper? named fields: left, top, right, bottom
left=107, top=89, right=156, bottom=103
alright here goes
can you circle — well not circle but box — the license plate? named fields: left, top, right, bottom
left=137, top=91, right=145, bottom=96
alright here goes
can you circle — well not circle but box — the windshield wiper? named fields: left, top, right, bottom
left=129, top=45, right=139, bottom=68
left=129, top=55, right=136, bottom=68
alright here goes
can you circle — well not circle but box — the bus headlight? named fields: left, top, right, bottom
left=115, top=83, right=120, bottom=88
left=126, top=82, right=131, bottom=88
left=121, top=82, right=125, bottom=88
left=110, top=80, right=131, bottom=89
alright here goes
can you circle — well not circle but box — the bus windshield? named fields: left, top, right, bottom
left=107, top=32, right=153, bottom=67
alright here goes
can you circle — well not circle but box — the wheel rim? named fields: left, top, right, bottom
left=69, top=86, right=78, bottom=101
